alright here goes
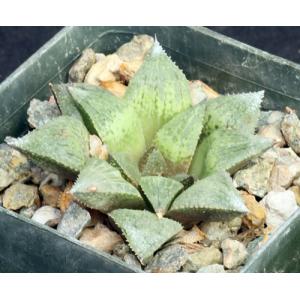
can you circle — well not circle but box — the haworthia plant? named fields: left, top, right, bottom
left=140, top=176, right=183, bottom=217
left=125, top=39, right=192, bottom=147
left=167, top=171, right=248, bottom=225
left=109, top=209, right=182, bottom=264
left=71, top=158, right=144, bottom=213
left=5, top=116, right=89, bottom=178
left=5, top=37, right=273, bottom=265
left=189, top=129, right=273, bottom=178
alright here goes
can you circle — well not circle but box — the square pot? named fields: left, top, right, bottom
left=0, top=26, right=300, bottom=272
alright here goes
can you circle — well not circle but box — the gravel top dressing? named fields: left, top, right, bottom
left=1, top=33, right=300, bottom=273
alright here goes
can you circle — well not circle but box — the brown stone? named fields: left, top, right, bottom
left=40, top=184, right=61, bottom=208
left=79, top=223, right=123, bottom=253
left=240, top=191, right=266, bottom=228
left=59, top=181, right=74, bottom=212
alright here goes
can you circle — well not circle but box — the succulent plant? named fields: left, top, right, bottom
left=5, top=39, right=273, bottom=264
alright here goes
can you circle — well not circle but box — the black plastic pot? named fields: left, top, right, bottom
left=0, top=26, right=300, bottom=272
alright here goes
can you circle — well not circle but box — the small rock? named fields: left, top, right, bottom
left=89, top=135, right=109, bottom=160
left=84, top=54, right=123, bottom=85
left=145, top=245, right=188, bottom=273
left=281, top=109, right=300, bottom=154
left=183, top=246, right=222, bottom=272
left=57, top=202, right=91, bottom=238
left=30, top=166, right=47, bottom=185
left=240, top=191, right=266, bottom=228
left=27, top=98, right=60, bottom=129
left=234, top=157, right=275, bottom=198
left=100, top=81, right=127, bottom=98
left=189, top=81, right=208, bottom=106
left=116, top=34, right=154, bottom=62
left=293, top=176, right=300, bottom=186
left=58, top=182, right=74, bottom=212
left=258, top=123, right=285, bottom=147
left=0, top=144, right=31, bottom=191
left=79, top=223, right=122, bottom=253
left=32, top=206, right=61, bottom=227
left=123, top=254, right=142, bottom=270
left=119, top=60, right=143, bottom=82
left=199, top=217, right=242, bottom=242
left=289, top=186, right=300, bottom=205
left=95, top=53, right=105, bottom=62
left=265, top=147, right=300, bottom=190
left=221, top=239, right=248, bottom=269
left=261, top=190, right=298, bottom=229
left=3, top=183, right=39, bottom=211
left=68, top=48, right=96, bottom=83
left=19, top=204, right=38, bottom=218
left=197, top=264, right=226, bottom=273
left=113, top=242, right=131, bottom=259
left=40, top=172, right=65, bottom=187
left=257, top=110, right=284, bottom=129
left=40, top=184, right=61, bottom=207
left=170, top=225, right=206, bottom=246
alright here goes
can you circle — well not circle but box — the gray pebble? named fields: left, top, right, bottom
left=19, top=204, right=38, bottom=219
left=27, top=98, right=60, bottom=129
left=57, top=202, right=91, bottom=238
left=197, top=264, right=226, bottom=273
left=221, top=239, right=248, bottom=269
left=183, top=246, right=222, bottom=272
left=0, top=144, right=31, bottom=192
left=145, top=244, right=188, bottom=273
left=69, top=48, right=96, bottom=83
left=32, top=206, right=61, bottom=227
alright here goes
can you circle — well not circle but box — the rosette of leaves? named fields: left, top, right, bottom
left=6, top=39, right=272, bottom=264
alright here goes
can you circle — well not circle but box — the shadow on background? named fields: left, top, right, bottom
left=0, top=26, right=300, bottom=83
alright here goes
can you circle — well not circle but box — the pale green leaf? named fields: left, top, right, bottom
left=203, top=91, right=264, bottom=135
left=71, top=158, right=144, bottom=213
left=68, top=85, right=146, bottom=163
left=189, top=129, right=273, bottom=178
left=140, top=176, right=183, bottom=217
left=5, top=116, right=89, bottom=178
left=109, top=209, right=182, bottom=264
left=154, top=102, right=206, bottom=173
left=125, top=40, right=192, bottom=147
left=167, top=171, right=248, bottom=225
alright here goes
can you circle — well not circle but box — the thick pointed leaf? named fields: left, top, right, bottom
left=109, top=152, right=141, bottom=186
left=154, top=102, right=206, bottom=173
left=140, top=176, right=183, bottom=217
left=125, top=40, right=192, bottom=147
left=68, top=85, right=146, bottom=163
left=189, top=129, right=272, bottom=178
left=203, top=91, right=264, bottom=135
left=71, top=158, right=144, bottom=213
left=109, top=209, right=182, bottom=264
left=140, top=147, right=168, bottom=176
left=5, top=116, right=89, bottom=178
left=167, top=171, right=248, bottom=225
left=49, top=83, right=83, bottom=121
